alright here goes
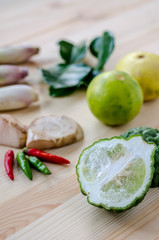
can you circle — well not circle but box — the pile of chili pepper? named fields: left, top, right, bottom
left=4, top=148, right=70, bottom=181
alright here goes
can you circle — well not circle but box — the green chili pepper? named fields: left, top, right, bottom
left=16, top=152, right=32, bottom=180
left=28, top=156, right=51, bottom=175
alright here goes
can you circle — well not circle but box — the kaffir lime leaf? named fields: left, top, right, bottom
left=76, top=136, right=156, bottom=211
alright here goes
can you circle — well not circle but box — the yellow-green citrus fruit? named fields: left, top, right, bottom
left=116, top=52, right=159, bottom=101
left=86, top=70, right=143, bottom=126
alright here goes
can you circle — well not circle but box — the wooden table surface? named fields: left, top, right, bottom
left=1, top=0, right=159, bottom=239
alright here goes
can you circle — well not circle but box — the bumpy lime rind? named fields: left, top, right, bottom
left=76, top=135, right=156, bottom=212
left=121, top=127, right=159, bottom=187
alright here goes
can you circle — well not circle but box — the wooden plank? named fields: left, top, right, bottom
left=1, top=94, right=159, bottom=238
left=0, top=0, right=157, bottom=46
left=7, top=189, right=159, bottom=240
left=0, top=0, right=159, bottom=239
left=0, top=174, right=79, bottom=239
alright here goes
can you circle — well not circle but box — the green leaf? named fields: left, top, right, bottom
left=41, top=63, right=92, bottom=97
left=89, top=31, right=115, bottom=71
left=49, top=86, right=77, bottom=97
left=58, top=40, right=87, bottom=64
left=80, top=69, right=101, bottom=87
left=58, top=41, right=73, bottom=63
left=89, top=37, right=101, bottom=57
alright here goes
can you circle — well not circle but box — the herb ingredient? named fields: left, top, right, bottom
left=0, top=45, right=39, bottom=64
left=4, top=150, right=14, bottom=181
left=0, top=84, right=38, bottom=111
left=24, top=148, right=70, bottom=164
left=41, top=31, right=115, bottom=97
left=58, top=40, right=87, bottom=64
left=16, top=152, right=32, bottom=180
left=26, top=115, right=83, bottom=149
left=28, top=156, right=51, bottom=175
left=0, top=65, right=28, bottom=86
left=41, top=63, right=92, bottom=96
left=0, top=114, right=27, bottom=148
left=89, top=31, right=115, bottom=71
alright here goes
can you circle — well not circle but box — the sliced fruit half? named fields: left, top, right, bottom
left=76, top=136, right=156, bottom=211
left=121, top=126, right=159, bottom=187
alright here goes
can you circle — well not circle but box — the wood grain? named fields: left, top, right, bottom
left=7, top=189, right=159, bottom=240
left=0, top=0, right=159, bottom=239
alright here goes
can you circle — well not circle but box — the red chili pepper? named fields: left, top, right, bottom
left=23, top=148, right=70, bottom=164
left=4, top=150, right=14, bottom=181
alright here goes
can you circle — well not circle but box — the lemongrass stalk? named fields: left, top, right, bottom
left=0, top=65, right=28, bottom=86
left=0, top=45, right=39, bottom=64
left=0, top=84, right=38, bottom=111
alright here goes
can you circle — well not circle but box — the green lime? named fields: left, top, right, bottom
left=116, top=52, right=159, bottom=101
left=86, top=70, right=143, bottom=126
left=76, top=136, right=156, bottom=211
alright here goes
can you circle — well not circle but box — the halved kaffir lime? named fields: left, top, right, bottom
left=121, top=126, right=159, bottom=187
left=76, top=136, right=156, bottom=211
